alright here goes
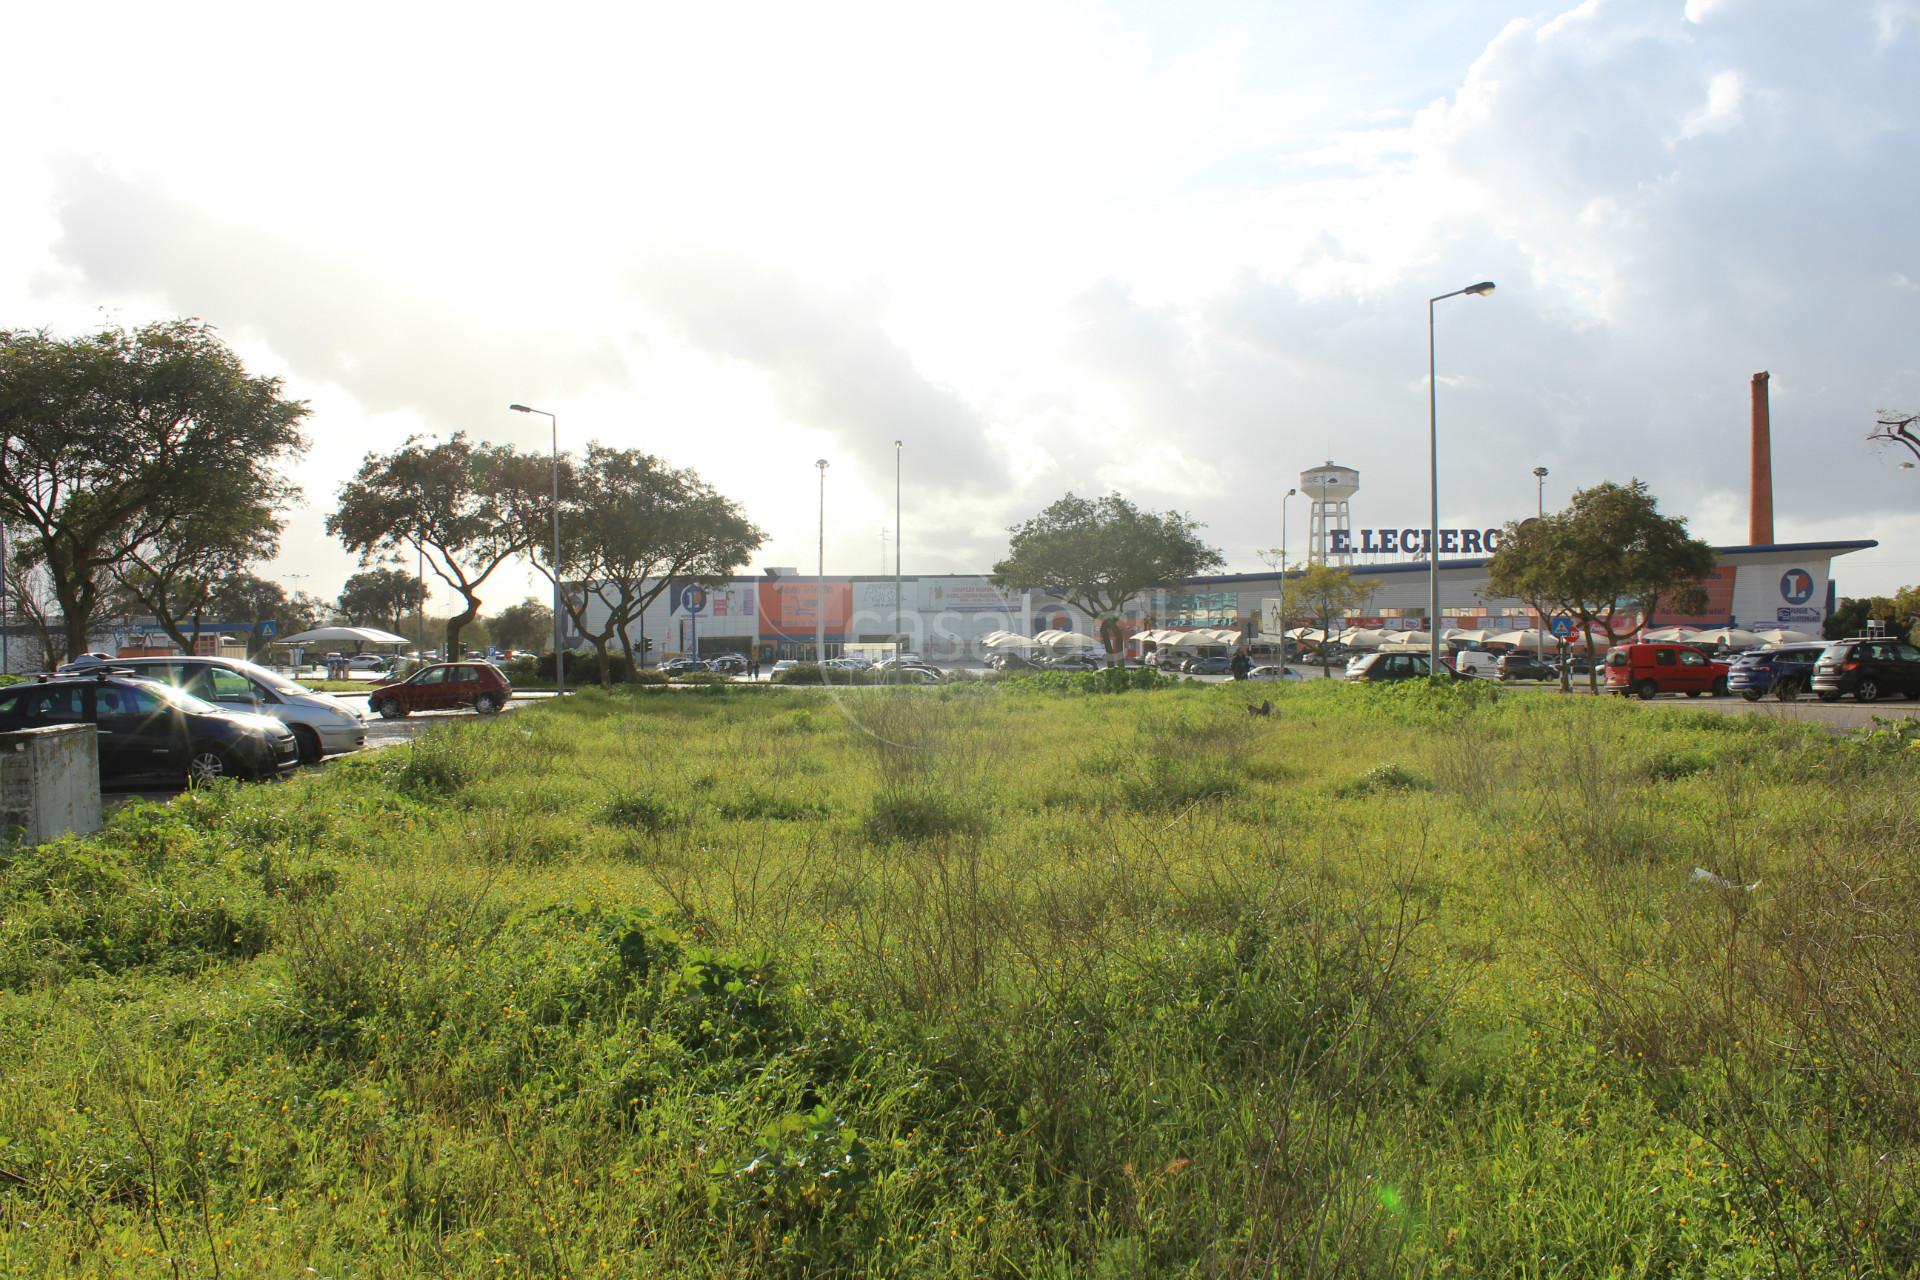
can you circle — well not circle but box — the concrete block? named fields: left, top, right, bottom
left=0, top=724, right=103, bottom=845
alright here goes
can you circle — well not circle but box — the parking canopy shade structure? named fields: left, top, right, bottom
left=1034, top=630, right=1102, bottom=649
left=1696, top=627, right=1768, bottom=651
left=274, top=626, right=413, bottom=647
left=1753, top=627, right=1819, bottom=645
left=1643, top=626, right=1702, bottom=643
left=981, top=631, right=1034, bottom=648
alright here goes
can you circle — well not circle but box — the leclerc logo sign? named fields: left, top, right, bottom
left=1328, top=527, right=1506, bottom=557
left=1780, top=569, right=1815, bottom=605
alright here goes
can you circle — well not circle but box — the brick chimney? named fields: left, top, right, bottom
left=1749, top=371, right=1773, bottom=545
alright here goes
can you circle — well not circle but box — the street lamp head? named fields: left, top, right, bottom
left=1465, top=281, right=1496, bottom=296
left=1532, top=466, right=1548, bottom=478
left=508, top=403, right=532, bottom=413
left=894, top=439, right=902, bottom=448
left=1286, top=487, right=1297, bottom=497
left=816, top=458, right=829, bottom=470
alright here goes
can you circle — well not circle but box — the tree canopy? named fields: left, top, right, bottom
left=0, top=319, right=308, bottom=659
left=1488, top=479, right=1716, bottom=688
left=338, top=566, right=425, bottom=635
left=485, top=598, right=554, bottom=654
left=327, top=434, right=546, bottom=658
left=519, top=445, right=764, bottom=682
left=1291, top=563, right=1374, bottom=677
left=992, top=493, right=1223, bottom=661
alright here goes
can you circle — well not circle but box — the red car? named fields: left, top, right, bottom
left=368, top=662, right=512, bottom=718
left=1603, top=643, right=1729, bottom=700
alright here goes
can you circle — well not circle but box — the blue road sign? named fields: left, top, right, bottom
left=1548, top=615, right=1575, bottom=639
left=256, top=620, right=278, bottom=638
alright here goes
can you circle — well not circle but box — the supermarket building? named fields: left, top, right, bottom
left=571, top=537, right=1876, bottom=664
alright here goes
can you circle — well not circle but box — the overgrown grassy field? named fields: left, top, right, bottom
left=4, top=678, right=1919, bottom=1277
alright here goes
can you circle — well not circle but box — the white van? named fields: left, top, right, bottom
left=103, top=657, right=367, bottom=763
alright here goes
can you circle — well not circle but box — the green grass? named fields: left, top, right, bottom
left=3, top=679, right=1919, bottom=1276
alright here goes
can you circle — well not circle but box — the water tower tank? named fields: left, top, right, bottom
left=1302, top=462, right=1359, bottom=567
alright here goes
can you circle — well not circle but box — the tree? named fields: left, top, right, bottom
left=1291, top=563, right=1374, bottom=677
left=1827, top=586, right=1919, bottom=643
left=992, top=493, right=1224, bottom=663
left=486, top=598, right=552, bottom=654
left=338, top=566, right=425, bottom=634
left=515, top=445, right=764, bottom=684
left=0, top=320, right=309, bottom=659
left=327, top=434, right=546, bottom=659
left=114, top=497, right=284, bottom=653
left=1870, top=412, right=1920, bottom=464
left=1488, top=480, right=1717, bottom=691
left=206, top=573, right=325, bottom=659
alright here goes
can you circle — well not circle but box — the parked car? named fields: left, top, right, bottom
left=878, top=665, right=944, bottom=685
left=1496, top=653, right=1559, bottom=682
left=987, top=653, right=1041, bottom=671
left=1183, top=655, right=1233, bottom=676
left=1344, top=653, right=1465, bottom=683
left=1558, top=653, right=1595, bottom=677
left=367, top=662, right=512, bottom=718
left=769, top=660, right=800, bottom=677
left=0, top=672, right=298, bottom=785
left=1602, top=643, right=1730, bottom=700
left=1247, top=665, right=1303, bottom=681
left=705, top=654, right=749, bottom=675
left=660, top=658, right=707, bottom=676
left=1810, top=636, right=1920, bottom=703
left=97, top=656, right=367, bottom=764
left=1725, top=644, right=1826, bottom=701
left=346, top=654, right=391, bottom=672
left=1046, top=654, right=1103, bottom=672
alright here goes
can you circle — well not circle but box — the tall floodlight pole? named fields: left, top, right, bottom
left=509, top=404, right=564, bottom=694
left=1280, top=486, right=1296, bottom=661
left=1427, top=280, right=1496, bottom=673
left=816, top=459, right=829, bottom=662
left=1532, top=466, right=1548, bottom=665
left=894, top=439, right=903, bottom=653
left=1, top=517, right=9, bottom=676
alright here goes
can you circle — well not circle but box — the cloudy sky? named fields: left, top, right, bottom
left=6, top=0, right=1918, bottom=612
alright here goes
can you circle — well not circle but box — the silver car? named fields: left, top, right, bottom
left=98, top=656, right=367, bottom=764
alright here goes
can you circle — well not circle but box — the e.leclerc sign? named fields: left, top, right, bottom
left=1327, top=527, right=1506, bottom=557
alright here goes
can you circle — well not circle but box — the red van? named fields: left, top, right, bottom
left=1603, top=644, right=1729, bottom=700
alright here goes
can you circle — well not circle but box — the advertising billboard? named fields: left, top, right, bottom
left=759, top=581, right=852, bottom=636
left=669, top=583, right=757, bottom=618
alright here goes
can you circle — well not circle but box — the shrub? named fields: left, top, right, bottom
left=771, top=663, right=871, bottom=686
left=513, top=650, right=641, bottom=684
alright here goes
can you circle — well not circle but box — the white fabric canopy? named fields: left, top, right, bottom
left=983, top=632, right=1033, bottom=648
left=1037, top=630, right=1102, bottom=648
left=1489, top=628, right=1560, bottom=649
left=1643, top=626, right=1701, bottom=643
left=275, top=626, right=412, bottom=646
left=1753, top=627, right=1819, bottom=645
left=1696, top=627, right=1768, bottom=650
left=1442, top=628, right=1491, bottom=644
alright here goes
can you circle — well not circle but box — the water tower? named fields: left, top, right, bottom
left=1302, top=462, right=1359, bottom=567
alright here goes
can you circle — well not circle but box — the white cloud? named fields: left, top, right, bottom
left=4, top=0, right=1917, bottom=602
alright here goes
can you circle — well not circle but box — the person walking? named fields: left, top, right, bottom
left=1230, top=647, right=1252, bottom=681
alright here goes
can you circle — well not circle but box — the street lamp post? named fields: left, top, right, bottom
left=1280, top=486, right=1296, bottom=662
left=509, top=404, right=564, bottom=694
left=816, top=459, right=829, bottom=662
left=1427, top=280, right=1496, bottom=673
left=894, top=440, right=903, bottom=654
left=1532, top=466, right=1548, bottom=665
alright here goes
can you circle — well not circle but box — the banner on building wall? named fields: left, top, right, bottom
left=758, top=581, right=852, bottom=634
left=669, top=583, right=757, bottom=618
left=921, top=580, right=1012, bottom=611
left=1161, top=591, right=1239, bottom=628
